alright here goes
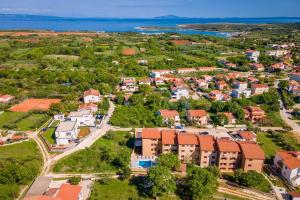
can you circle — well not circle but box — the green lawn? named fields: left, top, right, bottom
left=90, top=179, right=179, bottom=200
left=43, top=127, right=56, bottom=144
left=0, top=112, right=49, bottom=131
left=0, top=112, right=27, bottom=128
left=53, top=131, right=133, bottom=173
left=16, top=114, right=49, bottom=131
left=0, top=140, right=42, bottom=163
left=257, top=132, right=282, bottom=160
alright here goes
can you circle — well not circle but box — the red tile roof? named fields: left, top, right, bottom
left=56, top=184, right=81, bottom=200
left=187, top=110, right=207, bottom=117
left=198, top=135, right=216, bottom=151
left=178, top=133, right=199, bottom=145
left=277, top=151, right=300, bottom=169
left=142, top=128, right=161, bottom=139
left=122, top=48, right=137, bottom=56
left=159, top=110, right=179, bottom=118
left=24, top=196, right=61, bottom=200
left=238, top=131, right=256, bottom=141
left=252, top=84, right=268, bottom=88
left=161, top=129, right=177, bottom=145
left=238, top=142, right=265, bottom=160
left=83, top=89, right=100, bottom=97
left=217, top=139, right=241, bottom=152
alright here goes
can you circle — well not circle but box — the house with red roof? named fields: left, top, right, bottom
left=251, top=84, right=269, bottom=95
left=244, top=106, right=266, bottom=123
left=186, top=110, right=209, bottom=126
left=238, top=142, right=265, bottom=172
left=141, top=128, right=161, bottom=156
left=216, top=139, right=241, bottom=172
left=250, top=63, right=264, bottom=72
left=83, top=89, right=101, bottom=104
left=237, top=131, right=257, bottom=142
left=161, top=129, right=178, bottom=154
left=158, top=110, right=180, bottom=125
left=176, top=68, right=197, bottom=74
left=274, top=151, right=300, bottom=186
left=216, top=81, right=228, bottom=90
left=198, top=135, right=218, bottom=167
left=178, top=133, right=199, bottom=163
left=0, top=94, right=14, bottom=103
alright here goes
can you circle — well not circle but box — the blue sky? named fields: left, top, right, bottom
left=0, top=0, right=299, bottom=18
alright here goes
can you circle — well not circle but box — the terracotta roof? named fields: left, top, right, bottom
left=252, top=84, right=268, bottom=88
left=217, top=139, right=241, bottom=152
left=161, top=129, right=177, bottom=145
left=142, top=128, right=161, bottom=139
left=289, top=191, right=300, bottom=198
left=24, top=196, right=61, bottom=200
left=171, top=40, right=192, bottom=45
left=198, top=135, right=216, bottom=151
left=56, top=184, right=82, bottom=200
left=238, top=142, right=265, bottom=160
left=238, top=131, right=256, bottom=140
left=177, top=133, right=199, bottom=145
left=83, top=89, right=100, bottom=97
left=277, top=151, right=300, bottom=169
left=187, top=110, right=207, bottom=117
left=159, top=110, right=179, bottom=118
left=79, top=103, right=97, bottom=110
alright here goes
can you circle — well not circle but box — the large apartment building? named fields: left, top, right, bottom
left=136, top=128, right=265, bottom=172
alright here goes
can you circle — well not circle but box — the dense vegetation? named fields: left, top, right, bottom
left=0, top=140, right=42, bottom=199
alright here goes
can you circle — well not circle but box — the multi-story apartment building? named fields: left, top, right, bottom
left=216, top=139, right=241, bottom=172
left=136, top=128, right=265, bottom=173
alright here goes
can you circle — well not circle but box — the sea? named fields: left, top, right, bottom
left=1, top=15, right=300, bottom=36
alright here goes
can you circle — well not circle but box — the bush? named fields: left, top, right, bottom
left=69, top=176, right=81, bottom=185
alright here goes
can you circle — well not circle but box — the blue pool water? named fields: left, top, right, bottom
left=138, top=160, right=154, bottom=168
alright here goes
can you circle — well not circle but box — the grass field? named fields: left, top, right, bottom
left=90, top=179, right=178, bottom=200
left=0, top=140, right=42, bottom=162
left=0, top=111, right=49, bottom=131
left=257, top=132, right=282, bottom=160
left=43, top=127, right=56, bottom=144
left=43, top=55, right=80, bottom=61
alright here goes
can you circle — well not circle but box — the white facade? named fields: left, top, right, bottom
left=83, top=95, right=101, bottom=104
left=67, top=110, right=95, bottom=127
left=246, top=50, right=260, bottom=63
left=55, top=121, right=79, bottom=145
left=231, top=89, right=251, bottom=98
left=172, top=88, right=189, bottom=100
left=234, top=82, right=248, bottom=90
left=54, top=114, right=65, bottom=121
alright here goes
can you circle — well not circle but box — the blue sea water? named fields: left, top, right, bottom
left=0, top=15, right=300, bottom=36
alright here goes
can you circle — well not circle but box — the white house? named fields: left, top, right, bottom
left=171, top=88, right=189, bottom=100
left=83, top=89, right=101, bottom=104
left=274, top=151, right=300, bottom=187
left=266, top=50, right=289, bottom=57
left=67, top=110, right=95, bottom=127
left=0, top=94, right=14, bottom=103
left=158, top=110, right=180, bottom=124
left=150, top=70, right=174, bottom=78
left=233, top=82, right=248, bottom=90
left=55, top=121, right=79, bottom=145
left=231, top=89, right=251, bottom=98
left=246, top=50, right=260, bottom=63
left=54, top=114, right=65, bottom=121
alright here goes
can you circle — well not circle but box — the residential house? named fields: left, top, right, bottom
left=53, top=114, right=65, bottom=121
left=139, top=78, right=151, bottom=85
left=177, top=68, right=197, bottom=74
left=290, top=73, right=300, bottom=82
left=237, top=131, right=257, bottom=142
left=171, top=87, right=189, bottom=100
left=269, top=62, right=286, bottom=72
left=83, top=89, right=101, bottom=104
left=0, top=94, right=14, bottom=103
left=154, top=78, right=165, bottom=86
left=178, top=133, right=199, bottom=163
left=161, top=129, right=178, bottom=154
left=209, top=90, right=224, bottom=101
left=141, top=128, right=161, bottom=156
left=196, top=79, right=209, bottom=89
left=78, top=103, right=98, bottom=113
left=288, top=80, right=300, bottom=95
left=246, top=50, right=260, bottom=63
left=198, top=67, right=219, bottom=72
left=55, top=121, right=79, bottom=145
left=198, top=135, right=218, bottom=167
left=122, top=48, right=136, bottom=56
left=216, top=81, right=228, bottom=90
left=267, top=50, right=290, bottom=57
left=274, top=151, right=300, bottom=186
left=233, top=82, right=248, bottom=90
left=171, top=39, right=193, bottom=46
left=231, top=89, right=251, bottom=98
left=251, top=84, right=269, bottom=95
left=245, top=106, right=265, bottom=123
left=248, top=77, right=259, bottom=84
left=158, top=110, right=180, bottom=124
left=186, top=110, right=209, bottom=126
left=121, top=77, right=138, bottom=92
left=223, top=112, right=237, bottom=124
left=238, top=142, right=265, bottom=172
left=217, top=139, right=241, bottom=172
left=150, top=70, right=173, bottom=78
left=250, top=63, right=264, bottom=72
left=67, top=110, right=95, bottom=126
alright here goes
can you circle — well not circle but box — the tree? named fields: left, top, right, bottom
left=146, top=166, right=176, bottom=198
left=69, top=176, right=81, bottom=185
left=138, top=84, right=152, bottom=96
left=278, top=80, right=289, bottom=91
left=206, top=165, right=220, bottom=177
left=186, top=166, right=218, bottom=200
left=156, top=153, right=180, bottom=171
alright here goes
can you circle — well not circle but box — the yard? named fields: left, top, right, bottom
left=257, top=132, right=282, bottom=160
left=53, top=131, right=133, bottom=173
left=0, top=111, right=49, bottom=131
left=43, top=127, right=56, bottom=144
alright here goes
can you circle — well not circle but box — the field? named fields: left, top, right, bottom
left=257, top=132, right=283, bottom=159
left=0, top=140, right=42, bottom=161
left=10, top=98, right=61, bottom=112
left=43, top=127, right=56, bottom=144
left=53, top=131, right=133, bottom=173
left=0, top=111, right=49, bottom=131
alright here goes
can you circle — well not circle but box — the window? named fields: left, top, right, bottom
left=190, top=150, right=193, bottom=153
left=212, top=156, right=215, bottom=159
left=248, top=164, right=252, bottom=167
left=204, top=156, right=207, bottom=158
left=203, top=161, right=207, bottom=164
left=249, top=159, right=253, bottom=161
left=181, top=150, right=185, bottom=152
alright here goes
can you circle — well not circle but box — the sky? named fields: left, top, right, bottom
left=0, top=0, right=300, bottom=18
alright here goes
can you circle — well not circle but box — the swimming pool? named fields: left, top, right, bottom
left=138, top=160, right=154, bottom=168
